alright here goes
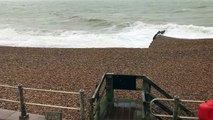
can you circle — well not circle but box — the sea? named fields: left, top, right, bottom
left=0, top=0, right=212, bottom=48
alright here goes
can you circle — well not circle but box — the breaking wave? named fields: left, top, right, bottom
left=0, top=21, right=212, bottom=48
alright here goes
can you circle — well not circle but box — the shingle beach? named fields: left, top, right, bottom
left=0, top=36, right=212, bottom=119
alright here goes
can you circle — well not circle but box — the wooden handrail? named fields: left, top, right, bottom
left=91, top=73, right=107, bottom=99
left=150, top=98, right=204, bottom=119
left=142, top=76, right=173, bottom=99
left=90, top=73, right=195, bottom=120
left=142, top=76, right=194, bottom=116
left=90, top=73, right=114, bottom=120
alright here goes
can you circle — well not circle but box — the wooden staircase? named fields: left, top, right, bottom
left=104, top=100, right=142, bottom=120
left=89, top=73, right=193, bottom=120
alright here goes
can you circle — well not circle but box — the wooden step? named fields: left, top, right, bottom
left=103, top=100, right=143, bottom=120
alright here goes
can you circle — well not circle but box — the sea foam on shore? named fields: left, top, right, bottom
left=0, top=22, right=213, bottom=48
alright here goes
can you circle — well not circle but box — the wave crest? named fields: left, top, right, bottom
left=0, top=22, right=212, bottom=48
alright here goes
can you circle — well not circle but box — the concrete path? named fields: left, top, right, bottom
left=0, top=109, right=45, bottom=120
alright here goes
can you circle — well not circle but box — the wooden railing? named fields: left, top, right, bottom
left=89, top=73, right=109, bottom=120
left=0, top=84, right=85, bottom=120
left=141, top=76, right=195, bottom=119
left=89, top=73, right=194, bottom=120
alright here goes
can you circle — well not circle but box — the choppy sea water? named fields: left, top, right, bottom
left=0, top=0, right=212, bottom=48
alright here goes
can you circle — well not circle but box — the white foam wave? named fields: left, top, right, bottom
left=128, top=22, right=213, bottom=39
left=0, top=22, right=212, bottom=48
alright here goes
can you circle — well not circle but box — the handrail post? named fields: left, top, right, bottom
left=80, top=89, right=86, bottom=120
left=143, top=77, right=151, bottom=93
left=106, top=75, right=114, bottom=104
left=173, top=96, right=180, bottom=120
left=142, top=78, right=151, bottom=120
left=89, top=98, right=94, bottom=120
left=96, top=100, right=101, bottom=120
left=18, top=85, right=29, bottom=120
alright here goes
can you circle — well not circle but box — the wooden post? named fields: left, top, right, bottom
left=173, top=96, right=180, bottom=120
left=142, top=77, right=151, bottom=120
left=18, top=85, right=29, bottom=120
left=80, top=89, right=85, bottom=120
left=143, top=77, right=151, bottom=93
left=89, top=98, right=94, bottom=120
left=105, top=75, right=114, bottom=103
left=96, top=100, right=100, bottom=120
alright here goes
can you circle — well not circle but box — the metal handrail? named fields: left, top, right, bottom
left=150, top=98, right=205, bottom=119
left=143, top=76, right=194, bottom=116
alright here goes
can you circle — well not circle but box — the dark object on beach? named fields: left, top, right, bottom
left=153, top=30, right=166, bottom=40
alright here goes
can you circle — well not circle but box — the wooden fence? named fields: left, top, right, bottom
left=0, top=84, right=85, bottom=120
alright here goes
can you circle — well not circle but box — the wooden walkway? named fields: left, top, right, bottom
left=0, top=109, right=45, bottom=120
left=104, top=100, right=143, bottom=120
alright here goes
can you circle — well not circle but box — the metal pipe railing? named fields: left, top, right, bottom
left=141, top=75, right=194, bottom=117
left=150, top=97, right=205, bottom=120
